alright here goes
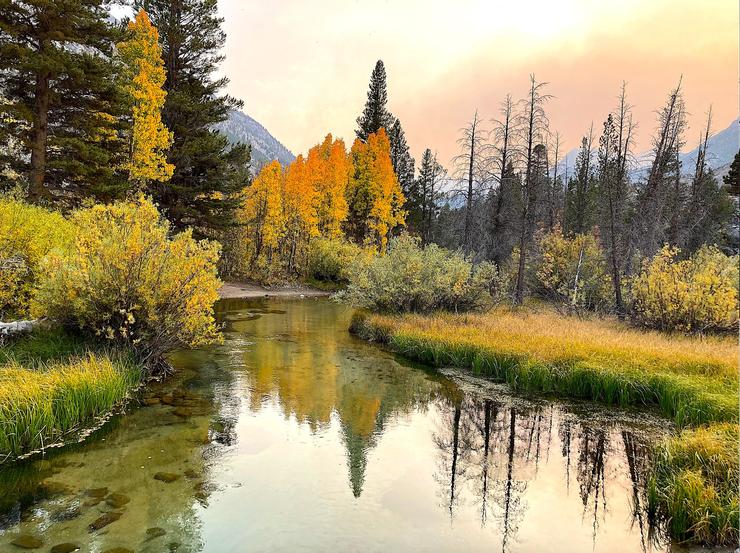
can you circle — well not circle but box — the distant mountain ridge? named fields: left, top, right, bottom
left=557, top=118, right=739, bottom=181
left=215, top=109, right=295, bottom=170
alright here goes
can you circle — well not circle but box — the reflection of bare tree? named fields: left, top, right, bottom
left=497, top=408, right=527, bottom=553
left=623, top=430, right=652, bottom=552
left=559, top=419, right=573, bottom=492
left=577, top=426, right=608, bottom=542
left=433, top=395, right=474, bottom=519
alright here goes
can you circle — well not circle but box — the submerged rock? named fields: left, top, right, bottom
left=37, top=480, right=71, bottom=497
left=142, top=397, right=161, bottom=406
left=10, top=535, right=43, bottom=549
left=85, top=487, right=109, bottom=498
left=88, top=511, right=122, bottom=532
left=183, top=468, right=199, bottom=479
left=168, top=542, right=182, bottom=551
left=50, top=544, right=80, bottom=553
left=51, top=505, right=82, bottom=521
left=172, top=407, right=192, bottom=418
left=101, top=548, right=134, bottom=553
left=105, top=493, right=130, bottom=508
left=153, top=472, right=180, bottom=483
left=145, top=527, right=167, bottom=541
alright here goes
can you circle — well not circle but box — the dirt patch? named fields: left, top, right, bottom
left=218, top=281, right=330, bottom=299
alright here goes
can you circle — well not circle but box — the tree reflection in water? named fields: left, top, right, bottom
left=432, top=394, right=663, bottom=553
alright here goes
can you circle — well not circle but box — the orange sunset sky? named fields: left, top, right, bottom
left=219, top=0, right=738, bottom=165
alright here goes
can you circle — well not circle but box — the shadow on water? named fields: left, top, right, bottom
left=0, top=298, right=685, bottom=553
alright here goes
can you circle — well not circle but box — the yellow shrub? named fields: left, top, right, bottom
left=535, top=231, right=612, bottom=310
left=0, top=197, right=74, bottom=319
left=33, top=196, right=222, bottom=367
left=631, top=245, right=739, bottom=332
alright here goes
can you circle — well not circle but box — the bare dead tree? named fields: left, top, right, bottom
left=632, top=78, right=687, bottom=257
left=452, top=110, right=490, bottom=255
left=514, top=76, right=551, bottom=305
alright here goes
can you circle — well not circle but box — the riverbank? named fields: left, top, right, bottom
left=350, top=306, right=739, bottom=546
left=218, top=281, right=331, bottom=299
left=0, top=328, right=142, bottom=461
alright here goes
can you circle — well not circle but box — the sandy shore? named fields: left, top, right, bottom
left=218, top=281, right=331, bottom=299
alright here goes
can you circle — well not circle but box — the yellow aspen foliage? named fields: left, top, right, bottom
left=630, top=245, right=739, bottom=332
left=306, top=134, right=351, bottom=237
left=117, top=9, right=174, bottom=186
left=239, top=161, right=285, bottom=272
left=346, top=129, right=406, bottom=250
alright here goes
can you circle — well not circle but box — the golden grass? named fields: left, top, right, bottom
left=0, top=353, right=141, bottom=459
left=352, top=305, right=738, bottom=425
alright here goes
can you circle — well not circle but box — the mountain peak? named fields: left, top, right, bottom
left=215, top=109, right=295, bottom=171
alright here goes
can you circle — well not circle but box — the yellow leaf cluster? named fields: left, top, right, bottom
left=33, top=196, right=222, bottom=358
left=117, top=9, right=174, bottom=185
left=347, top=129, right=406, bottom=250
left=0, top=197, right=74, bottom=319
left=631, top=245, right=739, bottom=332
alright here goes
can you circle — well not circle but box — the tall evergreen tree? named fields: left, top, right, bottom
left=415, top=148, right=445, bottom=244
left=355, top=60, right=394, bottom=141
left=564, top=130, right=597, bottom=235
left=388, top=119, right=415, bottom=220
left=135, top=0, right=250, bottom=236
left=0, top=0, right=128, bottom=203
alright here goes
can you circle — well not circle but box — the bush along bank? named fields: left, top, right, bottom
left=0, top=195, right=223, bottom=461
left=349, top=309, right=739, bottom=546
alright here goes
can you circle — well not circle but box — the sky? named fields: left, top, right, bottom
left=218, top=0, right=738, bottom=166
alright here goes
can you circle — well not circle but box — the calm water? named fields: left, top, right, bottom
left=0, top=298, right=685, bottom=553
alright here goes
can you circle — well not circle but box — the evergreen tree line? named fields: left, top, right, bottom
left=0, top=0, right=250, bottom=238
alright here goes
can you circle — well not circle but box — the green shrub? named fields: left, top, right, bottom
left=306, top=237, right=371, bottom=283
left=0, top=196, right=74, bottom=319
left=33, top=196, right=222, bottom=369
left=630, top=245, right=739, bottom=332
left=338, top=234, right=503, bottom=313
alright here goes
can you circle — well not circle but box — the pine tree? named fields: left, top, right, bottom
left=564, top=130, right=597, bottom=235
left=118, top=9, right=174, bottom=188
left=356, top=60, right=395, bottom=141
left=415, top=148, right=445, bottom=243
left=0, top=0, right=128, bottom=203
left=135, top=0, right=251, bottom=236
left=724, top=150, right=740, bottom=196
left=389, top=119, right=416, bottom=226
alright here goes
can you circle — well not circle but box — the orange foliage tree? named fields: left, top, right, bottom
left=228, top=130, right=404, bottom=281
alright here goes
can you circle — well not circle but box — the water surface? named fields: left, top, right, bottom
left=0, top=298, right=684, bottom=552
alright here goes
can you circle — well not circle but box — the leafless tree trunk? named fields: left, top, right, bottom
left=514, top=76, right=551, bottom=305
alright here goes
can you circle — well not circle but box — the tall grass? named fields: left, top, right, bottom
left=351, top=308, right=738, bottom=426
left=648, top=424, right=739, bottom=545
left=351, top=306, right=739, bottom=545
left=0, top=353, right=141, bottom=459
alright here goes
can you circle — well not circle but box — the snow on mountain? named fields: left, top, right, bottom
left=215, top=109, right=295, bottom=171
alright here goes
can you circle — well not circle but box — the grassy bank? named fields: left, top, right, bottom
left=350, top=306, right=739, bottom=545
left=0, top=330, right=141, bottom=460
left=351, top=308, right=737, bottom=426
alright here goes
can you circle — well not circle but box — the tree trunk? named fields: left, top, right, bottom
left=29, top=71, right=51, bottom=202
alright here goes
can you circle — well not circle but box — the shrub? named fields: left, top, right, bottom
left=338, top=234, right=502, bottom=313
left=33, top=196, right=222, bottom=368
left=648, top=423, right=739, bottom=545
left=534, top=230, right=612, bottom=311
left=0, top=196, right=74, bottom=319
left=630, top=245, right=739, bottom=332
left=306, top=237, right=372, bottom=283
